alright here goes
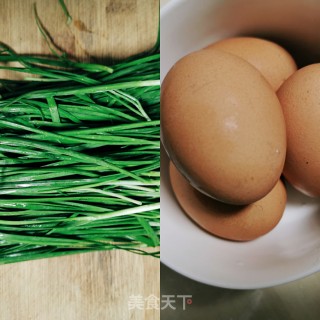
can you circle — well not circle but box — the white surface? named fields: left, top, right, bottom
left=160, top=0, right=320, bottom=289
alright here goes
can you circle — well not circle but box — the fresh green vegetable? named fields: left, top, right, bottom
left=58, top=0, right=73, bottom=24
left=0, top=44, right=160, bottom=264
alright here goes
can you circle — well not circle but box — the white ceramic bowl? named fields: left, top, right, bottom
left=161, top=0, right=320, bottom=289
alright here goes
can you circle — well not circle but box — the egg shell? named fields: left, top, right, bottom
left=277, top=63, right=320, bottom=197
left=169, top=162, right=287, bottom=242
left=205, top=37, right=297, bottom=91
left=161, top=49, right=286, bottom=205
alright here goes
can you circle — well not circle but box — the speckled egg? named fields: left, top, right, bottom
left=277, top=63, right=320, bottom=197
left=161, top=49, right=286, bottom=205
left=169, top=162, right=287, bottom=241
left=205, top=37, right=297, bottom=90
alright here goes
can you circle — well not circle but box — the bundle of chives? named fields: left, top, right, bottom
left=0, top=45, right=160, bottom=264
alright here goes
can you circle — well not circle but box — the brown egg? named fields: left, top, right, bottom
left=277, top=64, right=320, bottom=197
left=161, top=49, right=286, bottom=205
left=169, top=162, right=287, bottom=241
left=205, top=37, right=297, bottom=91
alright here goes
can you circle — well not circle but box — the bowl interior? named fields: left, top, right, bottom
left=161, top=0, right=320, bottom=80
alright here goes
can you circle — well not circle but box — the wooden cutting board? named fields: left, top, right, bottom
left=0, top=1, right=159, bottom=319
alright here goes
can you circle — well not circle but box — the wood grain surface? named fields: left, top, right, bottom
left=0, top=1, right=159, bottom=319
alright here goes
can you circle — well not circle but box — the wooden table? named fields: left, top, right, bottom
left=0, top=1, right=159, bottom=319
